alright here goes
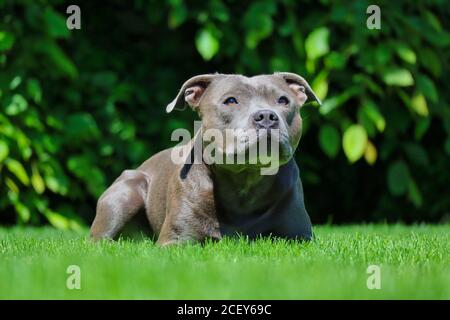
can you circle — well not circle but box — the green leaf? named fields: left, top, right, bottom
left=353, top=74, right=383, bottom=96
left=0, top=140, right=9, bottom=163
left=305, top=27, right=329, bottom=61
left=44, top=176, right=64, bottom=195
left=245, top=17, right=273, bottom=48
left=5, top=177, right=19, bottom=194
left=396, top=45, right=416, bottom=64
left=408, top=179, right=423, bottom=207
left=196, top=29, right=219, bottom=61
left=415, top=117, right=430, bottom=140
left=15, top=202, right=30, bottom=223
left=243, top=2, right=275, bottom=49
left=277, top=12, right=294, bottom=36
left=319, top=96, right=340, bottom=115
left=31, top=163, right=45, bottom=194
left=363, top=101, right=386, bottom=132
left=168, top=3, right=187, bottom=29
left=67, top=155, right=105, bottom=197
left=9, top=76, right=22, bottom=90
left=66, top=113, right=100, bottom=141
left=44, top=8, right=70, bottom=39
left=320, top=87, right=360, bottom=115
left=40, top=41, right=78, bottom=79
left=387, top=160, right=410, bottom=196
left=419, top=48, right=441, bottom=77
left=5, top=94, right=28, bottom=115
left=45, top=210, right=70, bottom=230
left=16, top=206, right=30, bottom=223
left=5, top=158, right=30, bottom=186
left=325, top=52, right=347, bottom=70
left=292, top=30, right=304, bottom=58
left=0, top=31, right=14, bottom=51
left=27, top=79, right=42, bottom=103
left=42, top=161, right=69, bottom=195
left=270, top=56, right=290, bottom=72
left=319, top=125, right=340, bottom=158
left=364, top=141, right=377, bottom=165
left=87, top=167, right=106, bottom=198
left=16, top=130, right=32, bottom=160
left=342, top=125, right=368, bottom=163
left=311, top=71, right=328, bottom=101
left=411, top=93, right=429, bottom=116
left=382, top=69, right=414, bottom=87
left=210, top=0, right=230, bottom=22
left=358, top=107, right=376, bottom=138
left=417, top=75, right=438, bottom=103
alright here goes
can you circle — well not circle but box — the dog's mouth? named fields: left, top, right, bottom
left=238, top=129, right=274, bottom=149
left=203, top=128, right=292, bottom=166
left=243, top=129, right=291, bottom=156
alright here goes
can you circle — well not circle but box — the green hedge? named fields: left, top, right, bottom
left=1, top=0, right=449, bottom=228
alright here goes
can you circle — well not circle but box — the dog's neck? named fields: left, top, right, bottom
left=210, top=160, right=296, bottom=220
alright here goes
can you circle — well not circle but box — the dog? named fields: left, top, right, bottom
left=90, top=72, right=321, bottom=245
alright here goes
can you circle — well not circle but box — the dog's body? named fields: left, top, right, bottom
left=90, top=73, right=320, bottom=245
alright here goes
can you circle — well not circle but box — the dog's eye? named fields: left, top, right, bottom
left=223, top=97, right=238, bottom=105
left=277, top=96, right=290, bottom=105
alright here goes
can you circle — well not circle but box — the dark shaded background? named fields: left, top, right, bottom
left=1, top=0, right=449, bottom=230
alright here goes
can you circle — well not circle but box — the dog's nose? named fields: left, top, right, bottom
left=252, top=110, right=279, bottom=129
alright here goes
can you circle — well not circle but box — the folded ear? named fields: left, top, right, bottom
left=166, top=74, right=221, bottom=113
left=275, top=72, right=322, bottom=106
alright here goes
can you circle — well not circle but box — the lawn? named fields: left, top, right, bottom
left=0, top=224, right=448, bottom=299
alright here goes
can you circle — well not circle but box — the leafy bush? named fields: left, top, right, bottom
left=1, top=0, right=449, bottom=228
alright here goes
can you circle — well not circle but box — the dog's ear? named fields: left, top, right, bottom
left=275, top=72, right=322, bottom=106
left=166, top=74, right=220, bottom=113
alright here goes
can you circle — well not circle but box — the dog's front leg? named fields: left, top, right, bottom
left=157, top=182, right=221, bottom=246
left=157, top=206, right=221, bottom=246
left=90, top=170, right=150, bottom=240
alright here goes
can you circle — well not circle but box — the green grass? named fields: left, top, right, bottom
left=0, top=224, right=448, bottom=299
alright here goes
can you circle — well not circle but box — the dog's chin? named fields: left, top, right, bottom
left=240, top=140, right=292, bottom=163
left=210, top=136, right=293, bottom=173
left=245, top=132, right=292, bottom=161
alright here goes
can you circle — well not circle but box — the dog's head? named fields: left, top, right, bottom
left=167, top=73, right=320, bottom=171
